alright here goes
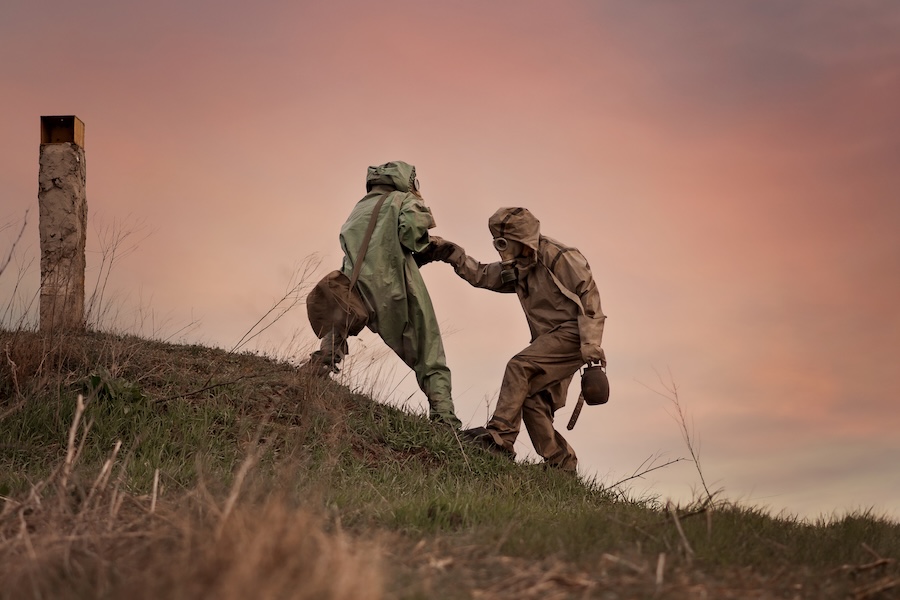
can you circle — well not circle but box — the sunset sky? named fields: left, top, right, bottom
left=2, top=1, right=899, bottom=520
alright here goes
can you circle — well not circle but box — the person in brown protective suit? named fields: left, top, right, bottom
left=432, top=207, right=606, bottom=471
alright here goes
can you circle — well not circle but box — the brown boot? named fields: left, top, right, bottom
left=461, top=427, right=513, bottom=460
left=299, top=356, right=336, bottom=378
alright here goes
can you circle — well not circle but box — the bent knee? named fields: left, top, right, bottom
left=506, top=354, right=540, bottom=378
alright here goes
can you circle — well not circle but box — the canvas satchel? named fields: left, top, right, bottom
left=306, top=193, right=389, bottom=339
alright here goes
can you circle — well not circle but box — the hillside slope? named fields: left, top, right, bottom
left=1, top=329, right=898, bottom=599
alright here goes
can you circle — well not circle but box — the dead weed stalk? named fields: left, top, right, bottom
left=0, top=391, right=384, bottom=600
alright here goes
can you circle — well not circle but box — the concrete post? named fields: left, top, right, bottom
left=39, top=115, right=87, bottom=333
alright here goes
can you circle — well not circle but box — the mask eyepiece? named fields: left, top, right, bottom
left=493, top=237, right=509, bottom=252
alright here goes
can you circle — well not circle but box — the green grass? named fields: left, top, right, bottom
left=1, top=328, right=898, bottom=599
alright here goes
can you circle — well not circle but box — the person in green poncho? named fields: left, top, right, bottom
left=305, top=161, right=462, bottom=429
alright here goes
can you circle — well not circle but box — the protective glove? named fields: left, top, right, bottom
left=581, top=344, right=606, bottom=367
left=427, top=236, right=465, bottom=267
left=413, top=244, right=438, bottom=267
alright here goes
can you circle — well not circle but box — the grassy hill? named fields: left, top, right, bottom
left=1, top=329, right=898, bottom=599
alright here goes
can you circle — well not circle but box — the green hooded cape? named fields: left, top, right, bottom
left=338, top=161, right=458, bottom=426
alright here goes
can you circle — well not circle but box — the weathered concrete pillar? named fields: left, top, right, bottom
left=39, top=115, right=87, bottom=333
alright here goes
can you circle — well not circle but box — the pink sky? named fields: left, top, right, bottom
left=2, top=1, right=899, bottom=520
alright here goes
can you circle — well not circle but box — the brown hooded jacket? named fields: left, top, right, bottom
left=451, top=207, right=605, bottom=349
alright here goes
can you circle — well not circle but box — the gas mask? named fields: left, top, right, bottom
left=493, top=237, right=519, bottom=284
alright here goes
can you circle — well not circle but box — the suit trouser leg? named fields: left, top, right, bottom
left=309, top=328, right=349, bottom=370
left=396, top=301, right=461, bottom=428
left=523, top=390, right=578, bottom=471
left=486, top=325, right=583, bottom=463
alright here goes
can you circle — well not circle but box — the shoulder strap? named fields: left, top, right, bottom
left=538, top=242, right=586, bottom=314
left=348, top=192, right=390, bottom=288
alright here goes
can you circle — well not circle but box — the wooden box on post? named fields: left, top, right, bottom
left=40, top=115, right=85, bottom=147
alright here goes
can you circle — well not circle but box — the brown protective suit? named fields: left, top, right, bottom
left=449, top=208, right=605, bottom=471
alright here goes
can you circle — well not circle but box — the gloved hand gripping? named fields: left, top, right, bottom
left=416, top=236, right=465, bottom=267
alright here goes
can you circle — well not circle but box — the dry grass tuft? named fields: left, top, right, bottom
left=0, top=418, right=383, bottom=600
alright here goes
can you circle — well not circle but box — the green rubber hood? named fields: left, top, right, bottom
left=366, top=161, right=417, bottom=193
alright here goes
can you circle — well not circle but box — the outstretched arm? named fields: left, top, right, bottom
left=429, top=238, right=516, bottom=293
